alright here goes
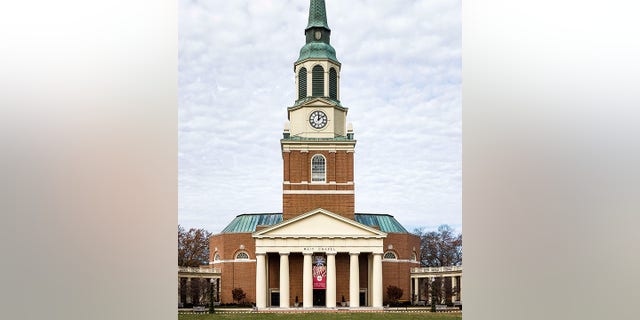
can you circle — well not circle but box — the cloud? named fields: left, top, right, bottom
left=179, top=0, right=461, bottom=234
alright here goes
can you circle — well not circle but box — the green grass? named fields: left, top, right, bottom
left=178, top=312, right=461, bottom=320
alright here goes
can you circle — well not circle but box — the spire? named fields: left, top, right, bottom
left=296, top=0, right=339, bottom=64
left=306, top=0, right=330, bottom=30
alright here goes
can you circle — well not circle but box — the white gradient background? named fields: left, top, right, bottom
left=1, top=1, right=639, bottom=320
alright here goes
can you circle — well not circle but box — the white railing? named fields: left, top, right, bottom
left=411, top=265, right=462, bottom=273
left=178, top=266, right=221, bottom=274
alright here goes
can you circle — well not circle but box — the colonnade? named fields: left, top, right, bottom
left=177, top=266, right=221, bottom=307
left=255, top=251, right=384, bottom=309
left=410, top=266, right=463, bottom=305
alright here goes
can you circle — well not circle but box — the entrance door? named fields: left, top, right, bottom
left=359, top=290, right=367, bottom=306
left=313, top=289, right=325, bottom=306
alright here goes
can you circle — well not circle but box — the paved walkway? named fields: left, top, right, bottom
left=179, top=306, right=461, bottom=314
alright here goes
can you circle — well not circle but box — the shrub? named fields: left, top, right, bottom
left=386, top=285, right=403, bottom=304
left=231, top=288, right=246, bottom=304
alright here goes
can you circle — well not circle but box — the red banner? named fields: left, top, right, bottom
left=312, top=255, right=326, bottom=289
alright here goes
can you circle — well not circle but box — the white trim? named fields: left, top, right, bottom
left=256, top=234, right=384, bottom=239
left=383, top=259, right=421, bottom=263
left=211, top=259, right=256, bottom=264
left=283, top=190, right=354, bottom=194
left=284, top=181, right=353, bottom=186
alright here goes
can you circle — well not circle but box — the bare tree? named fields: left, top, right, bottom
left=178, top=225, right=212, bottom=267
left=413, top=225, right=462, bottom=267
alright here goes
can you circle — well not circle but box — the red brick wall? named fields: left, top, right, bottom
left=381, top=233, right=421, bottom=303
left=209, top=233, right=257, bottom=304
left=282, top=193, right=354, bottom=220
left=282, top=150, right=355, bottom=220
left=284, top=150, right=353, bottom=184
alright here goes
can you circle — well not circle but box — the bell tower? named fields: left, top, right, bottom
left=281, top=0, right=356, bottom=221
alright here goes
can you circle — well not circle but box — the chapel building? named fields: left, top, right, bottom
left=208, top=0, right=420, bottom=309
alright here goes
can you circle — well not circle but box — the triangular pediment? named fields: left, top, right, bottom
left=253, top=209, right=386, bottom=238
left=298, top=98, right=334, bottom=107
left=288, top=98, right=348, bottom=112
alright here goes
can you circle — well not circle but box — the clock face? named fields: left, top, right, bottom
left=314, top=31, right=322, bottom=40
left=309, top=110, right=328, bottom=129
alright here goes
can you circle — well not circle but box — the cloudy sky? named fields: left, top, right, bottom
left=178, top=0, right=461, bottom=235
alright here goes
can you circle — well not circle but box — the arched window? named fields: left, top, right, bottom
left=235, top=252, right=249, bottom=260
left=411, top=252, right=417, bottom=261
left=312, top=65, right=324, bottom=97
left=383, top=251, right=397, bottom=260
left=311, top=154, right=326, bottom=182
left=214, top=253, right=221, bottom=261
left=298, top=67, right=307, bottom=100
left=329, top=68, right=337, bottom=100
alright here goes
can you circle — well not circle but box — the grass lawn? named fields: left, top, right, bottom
left=178, top=312, right=461, bottom=320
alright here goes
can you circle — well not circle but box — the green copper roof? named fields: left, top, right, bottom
left=218, top=213, right=408, bottom=234
left=306, top=0, right=330, bottom=30
left=355, top=214, right=409, bottom=233
left=220, top=213, right=282, bottom=233
left=296, top=42, right=338, bottom=64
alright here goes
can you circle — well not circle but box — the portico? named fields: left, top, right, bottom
left=253, top=209, right=387, bottom=309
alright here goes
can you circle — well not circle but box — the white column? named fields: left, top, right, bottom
left=279, top=252, right=290, bottom=308
left=349, top=252, right=360, bottom=307
left=458, top=276, right=462, bottom=301
left=428, top=277, right=434, bottom=305
left=186, top=278, right=192, bottom=304
left=413, top=277, right=419, bottom=303
left=178, top=277, right=181, bottom=306
left=303, top=252, right=313, bottom=308
left=372, top=253, right=383, bottom=308
left=255, top=253, right=266, bottom=309
left=440, top=276, right=445, bottom=304
left=452, top=276, right=458, bottom=302
left=326, top=252, right=337, bottom=308
left=367, top=254, right=372, bottom=306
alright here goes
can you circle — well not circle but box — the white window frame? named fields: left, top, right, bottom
left=383, top=251, right=398, bottom=260
left=235, top=251, right=250, bottom=260
left=311, top=154, right=326, bottom=183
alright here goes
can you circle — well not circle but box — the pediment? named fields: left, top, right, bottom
left=253, top=208, right=386, bottom=238
left=298, top=98, right=334, bottom=107
left=288, top=98, right=348, bottom=112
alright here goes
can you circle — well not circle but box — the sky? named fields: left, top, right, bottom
left=178, top=0, right=461, bottom=235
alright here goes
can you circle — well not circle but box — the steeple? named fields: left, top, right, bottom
left=306, top=0, right=330, bottom=30
left=297, top=0, right=338, bottom=64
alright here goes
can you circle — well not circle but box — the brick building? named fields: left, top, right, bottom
left=209, top=0, right=420, bottom=309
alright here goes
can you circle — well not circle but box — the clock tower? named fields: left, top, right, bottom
left=281, top=0, right=355, bottom=221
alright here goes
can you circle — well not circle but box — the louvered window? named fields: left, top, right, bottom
left=298, top=67, right=307, bottom=100
left=329, top=68, right=337, bottom=99
left=311, top=154, right=326, bottom=182
left=312, top=65, right=324, bottom=97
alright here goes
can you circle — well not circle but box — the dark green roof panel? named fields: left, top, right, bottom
left=219, top=213, right=408, bottom=234
left=306, top=0, right=330, bottom=30
left=355, top=214, right=408, bottom=233
left=297, top=42, right=338, bottom=64
left=220, top=213, right=282, bottom=233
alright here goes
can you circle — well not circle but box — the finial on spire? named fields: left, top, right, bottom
left=306, top=0, right=330, bottom=30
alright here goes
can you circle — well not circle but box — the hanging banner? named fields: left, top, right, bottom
left=312, top=255, right=326, bottom=289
